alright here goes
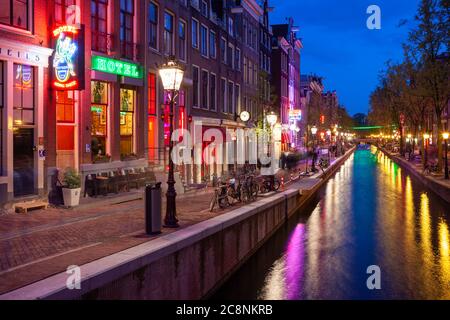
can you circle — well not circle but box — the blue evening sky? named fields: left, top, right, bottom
left=269, top=0, right=420, bottom=116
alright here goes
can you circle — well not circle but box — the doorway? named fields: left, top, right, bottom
left=13, top=128, right=35, bottom=197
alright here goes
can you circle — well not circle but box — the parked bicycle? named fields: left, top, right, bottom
left=227, top=176, right=242, bottom=204
left=422, top=163, right=440, bottom=175
left=318, top=158, right=330, bottom=172
left=258, top=175, right=281, bottom=194
left=209, top=181, right=230, bottom=212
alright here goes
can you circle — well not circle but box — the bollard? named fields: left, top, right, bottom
left=145, top=182, right=162, bottom=235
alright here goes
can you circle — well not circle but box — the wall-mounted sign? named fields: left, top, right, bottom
left=52, top=25, right=85, bottom=90
left=92, top=56, right=143, bottom=79
left=288, top=109, right=302, bottom=120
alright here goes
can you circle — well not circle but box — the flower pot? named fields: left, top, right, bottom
left=62, top=187, right=81, bottom=207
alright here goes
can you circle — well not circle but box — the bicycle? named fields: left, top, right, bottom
left=227, top=177, right=242, bottom=204
left=318, top=158, right=330, bottom=173
left=209, top=181, right=230, bottom=212
left=422, top=163, right=440, bottom=175
left=259, top=176, right=281, bottom=194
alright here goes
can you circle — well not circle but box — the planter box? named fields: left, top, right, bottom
left=62, top=188, right=81, bottom=207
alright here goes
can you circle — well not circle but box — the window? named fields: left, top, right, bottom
left=210, top=73, right=216, bottom=111
left=192, top=19, right=199, bottom=49
left=0, top=62, right=3, bottom=175
left=200, top=25, right=208, bottom=57
left=119, top=88, right=135, bottom=156
left=248, top=60, right=252, bottom=85
left=235, top=48, right=241, bottom=71
left=201, top=70, right=208, bottom=109
left=55, top=0, right=75, bottom=25
left=91, top=0, right=109, bottom=53
left=163, top=12, right=174, bottom=55
left=13, top=64, right=34, bottom=125
left=227, top=43, right=234, bottom=69
left=148, top=1, right=158, bottom=49
left=200, top=0, right=208, bottom=17
left=228, top=17, right=234, bottom=37
left=148, top=73, right=157, bottom=161
left=192, top=66, right=199, bottom=107
left=209, top=31, right=216, bottom=58
left=56, top=91, right=75, bottom=123
left=91, top=81, right=108, bottom=157
left=0, top=0, right=29, bottom=30
left=148, top=73, right=156, bottom=115
left=228, top=81, right=234, bottom=114
left=235, top=84, right=240, bottom=113
left=120, top=0, right=135, bottom=59
left=178, top=20, right=186, bottom=61
left=220, top=38, right=226, bottom=64
left=243, top=56, right=247, bottom=83
left=221, top=78, right=226, bottom=113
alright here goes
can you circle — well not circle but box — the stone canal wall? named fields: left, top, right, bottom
left=378, top=146, right=450, bottom=204
left=2, top=148, right=355, bottom=300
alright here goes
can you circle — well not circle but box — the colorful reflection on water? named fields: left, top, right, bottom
left=214, top=147, right=450, bottom=300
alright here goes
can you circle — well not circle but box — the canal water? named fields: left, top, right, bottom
left=212, top=146, right=450, bottom=300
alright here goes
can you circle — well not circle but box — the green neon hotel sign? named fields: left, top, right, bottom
left=91, top=56, right=143, bottom=79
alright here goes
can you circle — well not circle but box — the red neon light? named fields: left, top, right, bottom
left=53, top=80, right=78, bottom=89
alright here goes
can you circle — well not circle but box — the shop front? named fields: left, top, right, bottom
left=0, top=39, right=53, bottom=203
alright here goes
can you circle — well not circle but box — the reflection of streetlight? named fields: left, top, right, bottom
left=159, top=57, right=184, bottom=228
left=443, top=132, right=449, bottom=180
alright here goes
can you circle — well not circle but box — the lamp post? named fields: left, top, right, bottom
left=423, top=132, right=430, bottom=167
left=158, top=57, right=184, bottom=228
left=443, top=132, right=449, bottom=180
left=311, top=126, right=318, bottom=172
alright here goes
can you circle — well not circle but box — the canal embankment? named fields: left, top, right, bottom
left=377, top=146, right=450, bottom=203
left=0, top=147, right=356, bottom=300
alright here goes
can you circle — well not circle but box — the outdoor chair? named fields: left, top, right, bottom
left=95, top=172, right=110, bottom=196
left=126, top=168, right=140, bottom=190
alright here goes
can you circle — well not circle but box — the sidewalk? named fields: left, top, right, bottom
left=0, top=160, right=326, bottom=295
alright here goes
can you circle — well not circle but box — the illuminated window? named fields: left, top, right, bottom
left=0, top=61, right=3, bottom=175
left=91, top=81, right=108, bottom=157
left=56, top=91, right=76, bottom=157
left=56, top=90, right=75, bottom=123
left=13, top=64, right=34, bottom=125
left=148, top=73, right=157, bottom=161
left=0, top=0, right=30, bottom=30
left=120, top=87, right=135, bottom=156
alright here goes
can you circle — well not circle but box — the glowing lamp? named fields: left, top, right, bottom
left=443, top=132, right=449, bottom=140
left=266, top=112, right=278, bottom=127
left=159, top=57, right=184, bottom=91
left=326, top=129, right=332, bottom=136
left=423, top=133, right=430, bottom=140
left=311, top=126, right=318, bottom=135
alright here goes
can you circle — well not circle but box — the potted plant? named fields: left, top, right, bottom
left=62, top=168, right=81, bottom=207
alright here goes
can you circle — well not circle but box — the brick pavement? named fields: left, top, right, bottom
left=0, top=159, right=319, bottom=295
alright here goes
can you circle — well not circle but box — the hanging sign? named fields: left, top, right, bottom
left=288, top=110, right=302, bottom=120
left=51, top=25, right=85, bottom=90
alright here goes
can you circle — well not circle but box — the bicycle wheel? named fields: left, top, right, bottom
left=273, top=179, right=280, bottom=191
left=209, top=191, right=217, bottom=212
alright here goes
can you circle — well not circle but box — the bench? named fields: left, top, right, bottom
left=15, top=201, right=48, bottom=213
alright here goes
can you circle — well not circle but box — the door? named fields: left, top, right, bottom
left=13, top=128, right=35, bottom=197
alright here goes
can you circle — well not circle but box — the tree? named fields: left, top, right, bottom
left=405, top=0, right=449, bottom=169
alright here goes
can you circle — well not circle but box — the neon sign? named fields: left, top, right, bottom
left=288, top=110, right=302, bottom=121
left=91, top=56, right=142, bottom=79
left=52, top=25, right=85, bottom=90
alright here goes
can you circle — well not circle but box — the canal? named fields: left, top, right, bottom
left=212, top=147, right=450, bottom=300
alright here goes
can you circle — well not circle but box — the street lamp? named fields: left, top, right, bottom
left=443, top=132, right=449, bottom=180
left=266, top=112, right=278, bottom=127
left=158, top=57, right=184, bottom=228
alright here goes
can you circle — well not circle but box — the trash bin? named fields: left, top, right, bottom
left=145, top=182, right=162, bottom=235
